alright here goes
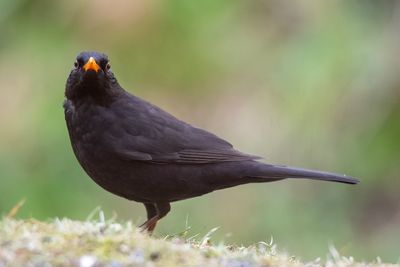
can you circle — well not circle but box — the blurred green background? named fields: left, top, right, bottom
left=0, top=0, right=399, bottom=262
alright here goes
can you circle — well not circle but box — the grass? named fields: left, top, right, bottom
left=0, top=211, right=397, bottom=267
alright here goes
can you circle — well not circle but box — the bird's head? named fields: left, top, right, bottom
left=65, top=51, right=121, bottom=101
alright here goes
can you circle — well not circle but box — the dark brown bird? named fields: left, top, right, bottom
left=64, top=51, right=358, bottom=232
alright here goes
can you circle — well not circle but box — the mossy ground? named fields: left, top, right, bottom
left=0, top=214, right=397, bottom=267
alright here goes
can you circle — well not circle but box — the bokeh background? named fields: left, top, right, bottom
left=1, top=0, right=399, bottom=262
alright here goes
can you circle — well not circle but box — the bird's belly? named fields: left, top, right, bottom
left=74, top=149, right=216, bottom=202
left=97, top=161, right=240, bottom=202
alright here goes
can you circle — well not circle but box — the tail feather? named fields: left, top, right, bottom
left=254, top=164, right=359, bottom=184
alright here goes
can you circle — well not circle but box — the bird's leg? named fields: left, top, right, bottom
left=155, top=202, right=171, bottom=220
left=139, top=203, right=157, bottom=231
left=145, top=202, right=171, bottom=233
left=144, top=203, right=158, bottom=220
left=139, top=202, right=171, bottom=234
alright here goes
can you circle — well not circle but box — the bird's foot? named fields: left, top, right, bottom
left=139, top=216, right=158, bottom=235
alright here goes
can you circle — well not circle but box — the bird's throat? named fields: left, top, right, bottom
left=67, top=78, right=118, bottom=107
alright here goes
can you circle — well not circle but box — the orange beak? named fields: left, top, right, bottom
left=83, top=57, right=100, bottom=72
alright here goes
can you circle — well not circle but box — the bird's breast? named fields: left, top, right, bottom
left=65, top=101, right=113, bottom=164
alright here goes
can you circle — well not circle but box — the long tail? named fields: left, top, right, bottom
left=252, top=163, right=359, bottom=184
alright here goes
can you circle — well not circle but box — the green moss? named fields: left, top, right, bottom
left=0, top=217, right=396, bottom=267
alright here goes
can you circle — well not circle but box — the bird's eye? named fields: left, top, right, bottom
left=74, top=61, right=79, bottom=69
left=106, top=63, right=111, bottom=71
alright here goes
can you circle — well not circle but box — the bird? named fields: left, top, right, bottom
left=64, top=51, right=359, bottom=233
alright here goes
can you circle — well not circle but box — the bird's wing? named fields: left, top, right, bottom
left=117, top=147, right=261, bottom=164
left=152, top=149, right=261, bottom=164
left=106, top=94, right=262, bottom=164
left=173, top=149, right=261, bottom=163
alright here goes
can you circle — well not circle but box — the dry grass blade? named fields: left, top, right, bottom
left=6, top=198, right=26, bottom=218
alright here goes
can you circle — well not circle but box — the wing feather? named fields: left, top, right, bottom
left=109, top=94, right=262, bottom=164
left=150, top=149, right=261, bottom=164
